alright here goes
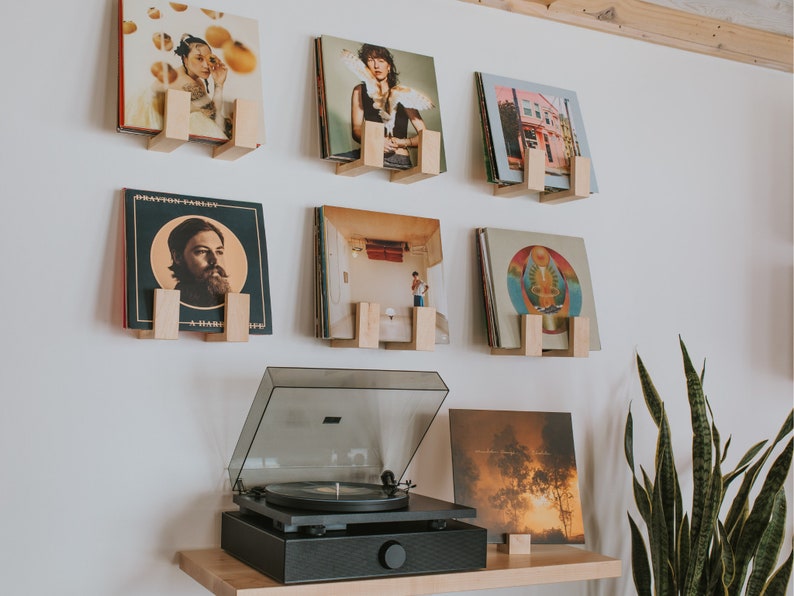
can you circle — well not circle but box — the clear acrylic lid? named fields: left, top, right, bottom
left=228, top=367, right=449, bottom=491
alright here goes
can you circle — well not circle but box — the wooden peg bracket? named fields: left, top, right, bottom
left=497, top=534, right=532, bottom=555
left=490, top=314, right=542, bottom=356
left=148, top=89, right=190, bottom=153
left=385, top=306, right=436, bottom=352
left=205, top=293, right=250, bottom=342
left=543, top=316, right=590, bottom=357
left=213, top=99, right=259, bottom=161
left=330, top=302, right=380, bottom=349
left=335, top=121, right=385, bottom=176
left=490, top=314, right=590, bottom=358
left=493, top=148, right=546, bottom=198
left=137, top=288, right=181, bottom=340
left=540, top=156, right=591, bottom=204
left=390, top=129, right=441, bottom=184
left=493, top=148, right=591, bottom=203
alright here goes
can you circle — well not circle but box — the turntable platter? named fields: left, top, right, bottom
left=264, top=481, right=410, bottom=512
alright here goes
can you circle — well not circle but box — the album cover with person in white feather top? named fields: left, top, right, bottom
left=314, top=35, right=446, bottom=171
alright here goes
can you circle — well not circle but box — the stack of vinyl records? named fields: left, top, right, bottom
left=474, top=72, right=597, bottom=193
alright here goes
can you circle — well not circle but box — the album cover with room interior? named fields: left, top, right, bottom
left=315, top=205, right=449, bottom=344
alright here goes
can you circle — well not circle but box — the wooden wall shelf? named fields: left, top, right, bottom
left=335, top=120, right=441, bottom=183
left=146, top=89, right=260, bottom=160
left=178, top=544, right=621, bottom=595
left=493, top=148, right=591, bottom=204
left=329, top=302, right=436, bottom=351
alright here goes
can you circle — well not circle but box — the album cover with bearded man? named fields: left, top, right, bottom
left=123, top=188, right=272, bottom=334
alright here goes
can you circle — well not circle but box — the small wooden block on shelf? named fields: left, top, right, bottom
left=490, top=315, right=590, bottom=358
left=147, top=89, right=190, bottom=153
left=213, top=99, right=260, bottom=161
left=178, top=545, right=621, bottom=595
left=205, top=293, right=250, bottom=342
left=497, top=534, right=532, bottom=555
left=493, top=148, right=591, bottom=204
left=330, top=302, right=380, bottom=349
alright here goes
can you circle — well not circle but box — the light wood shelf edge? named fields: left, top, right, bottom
left=458, top=0, right=793, bottom=73
left=178, top=545, right=621, bottom=596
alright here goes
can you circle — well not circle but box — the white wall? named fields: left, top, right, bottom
left=1, top=1, right=791, bottom=595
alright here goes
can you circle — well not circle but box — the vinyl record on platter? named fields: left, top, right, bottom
left=264, top=481, right=409, bottom=512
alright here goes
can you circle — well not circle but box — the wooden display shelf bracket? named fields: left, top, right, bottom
left=335, top=120, right=384, bottom=176
left=213, top=99, right=259, bottom=161
left=147, top=89, right=190, bottom=153
left=178, top=544, right=621, bottom=595
left=137, top=288, right=181, bottom=340
left=335, top=121, right=441, bottom=184
left=205, top=293, right=250, bottom=342
left=329, top=303, right=436, bottom=351
left=493, top=148, right=591, bottom=204
left=385, top=306, right=436, bottom=352
left=137, top=289, right=250, bottom=342
left=330, top=302, right=380, bottom=349
left=490, top=314, right=590, bottom=358
left=497, top=534, right=532, bottom=555
left=147, top=90, right=260, bottom=160
left=390, top=129, right=441, bottom=184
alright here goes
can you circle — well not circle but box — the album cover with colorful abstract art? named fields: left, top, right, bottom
left=477, top=227, right=600, bottom=350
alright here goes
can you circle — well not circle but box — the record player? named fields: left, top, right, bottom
left=221, top=367, right=487, bottom=584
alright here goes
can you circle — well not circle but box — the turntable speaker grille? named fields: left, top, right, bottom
left=221, top=511, right=487, bottom=583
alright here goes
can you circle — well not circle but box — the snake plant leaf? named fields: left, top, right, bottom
left=746, top=489, right=787, bottom=596
left=718, top=521, right=735, bottom=591
left=625, top=407, right=636, bottom=472
left=628, top=513, right=653, bottom=596
left=655, top=405, right=677, bottom=557
left=722, top=440, right=765, bottom=490
left=772, top=409, right=793, bottom=444
left=721, top=434, right=732, bottom=465
left=651, top=457, right=672, bottom=595
left=680, top=338, right=712, bottom=558
left=684, top=441, right=722, bottom=596
left=641, top=466, right=654, bottom=503
left=637, top=353, right=663, bottom=428
left=759, top=550, right=792, bottom=596
left=725, top=412, right=792, bottom=541
left=677, top=512, right=690, bottom=593
left=633, top=476, right=652, bottom=526
left=730, top=439, right=793, bottom=592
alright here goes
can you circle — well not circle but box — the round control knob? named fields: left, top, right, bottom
left=378, top=540, right=407, bottom=569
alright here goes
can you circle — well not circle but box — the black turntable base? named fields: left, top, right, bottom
left=221, top=500, right=487, bottom=584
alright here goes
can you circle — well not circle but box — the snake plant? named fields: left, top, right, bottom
left=625, top=338, right=792, bottom=595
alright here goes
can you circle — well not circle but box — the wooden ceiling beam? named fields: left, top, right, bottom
left=459, top=0, right=793, bottom=73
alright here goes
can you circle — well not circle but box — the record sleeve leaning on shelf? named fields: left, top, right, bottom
left=118, top=0, right=265, bottom=145
left=449, top=409, right=585, bottom=545
left=477, top=227, right=600, bottom=351
left=315, top=34, right=446, bottom=172
left=123, top=188, right=272, bottom=335
left=475, top=72, right=597, bottom=192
